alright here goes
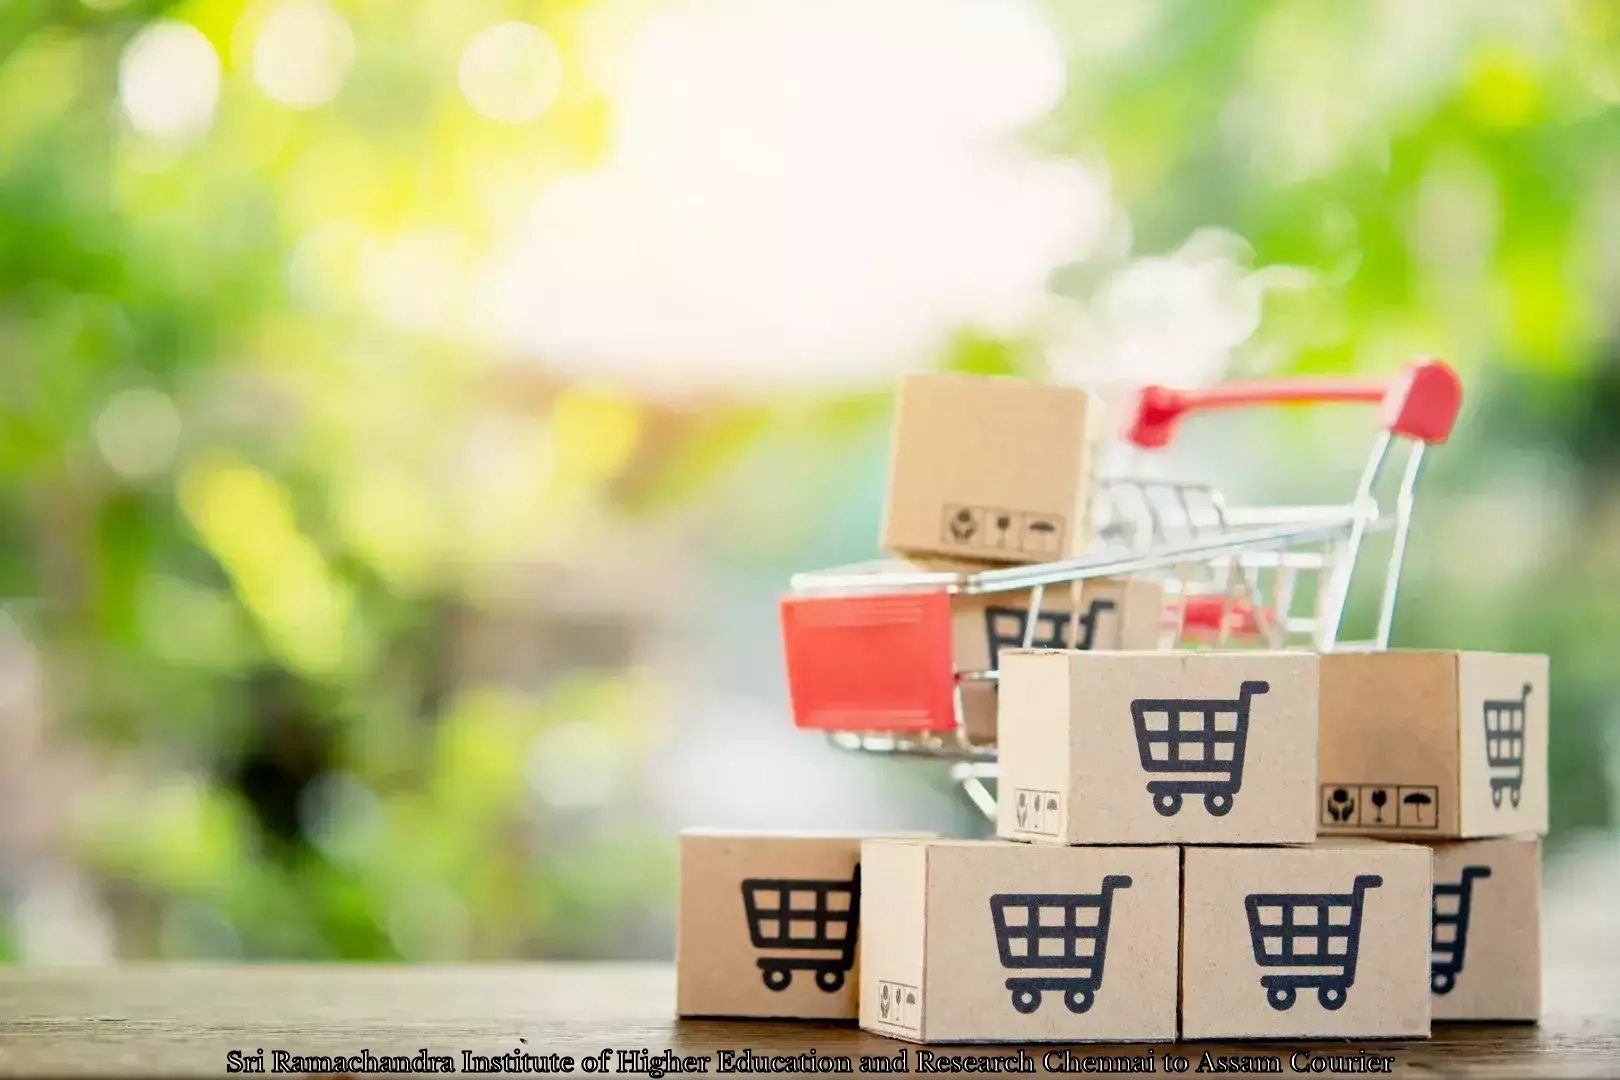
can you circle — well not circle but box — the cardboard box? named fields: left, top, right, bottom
left=1317, top=651, right=1549, bottom=839
left=677, top=830, right=880, bottom=1019
left=1182, top=840, right=1432, bottom=1040
left=996, top=650, right=1318, bottom=845
left=880, top=373, right=1107, bottom=564
left=859, top=838, right=1179, bottom=1043
left=1429, top=835, right=1541, bottom=1021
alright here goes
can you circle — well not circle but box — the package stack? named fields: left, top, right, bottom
left=674, top=372, right=1546, bottom=1044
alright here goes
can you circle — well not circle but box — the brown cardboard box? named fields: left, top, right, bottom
left=1182, top=840, right=1432, bottom=1040
left=859, top=838, right=1178, bottom=1044
left=814, top=559, right=1165, bottom=743
left=677, top=830, right=880, bottom=1019
left=880, top=373, right=1107, bottom=564
left=1317, top=651, right=1549, bottom=839
left=1429, top=836, right=1540, bottom=1021
left=996, top=650, right=1318, bottom=845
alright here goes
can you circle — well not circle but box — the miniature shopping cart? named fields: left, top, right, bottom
left=1131, top=680, right=1269, bottom=817
left=989, top=875, right=1133, bottom=1015
left=1245, top=874, right=1382, bottom=1011
left=1431, top=865, right=1492, bottom=995
left=740, top=868, right=860, bottom=992
left=779, top=360, right=1462, bottom=819
left=1484, top=684, right=1532, bottom=808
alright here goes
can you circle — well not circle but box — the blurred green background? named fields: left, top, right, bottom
left=0, top=0, right=1616, bottom=962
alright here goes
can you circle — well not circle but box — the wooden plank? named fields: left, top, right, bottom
left=0, top=964, right=1616, bottom=1077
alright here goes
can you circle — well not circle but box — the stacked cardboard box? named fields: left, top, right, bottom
left=676, top=371, right=1545, bottom=1042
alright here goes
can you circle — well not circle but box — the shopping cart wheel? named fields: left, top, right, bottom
left=1152, top=791, right=1183, bottom=817
left=1010, top=988, right=1041, bottom=1014
left=816, top=969, right=845, bottom=993
left=762, top=969, right=791, bottom=991
left=1265, top=986, right=1296, bottom=1011
left=1492, top=787, right=1503, bottom=808
left=1063, top=988, right=1094, bottom=1014
left=1317, top=986, right=1347, bottom=1010
left=1431, top=970, right=1455, bottom=995
left=1203, top=792, right=1234, bottom=817
left=1510, top=786, right=1521, bottom=808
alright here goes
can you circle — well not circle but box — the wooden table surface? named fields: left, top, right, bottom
left=0, top=963, right=1616, bottom=1078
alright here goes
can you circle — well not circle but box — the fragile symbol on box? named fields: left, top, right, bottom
left=1011, top=789, right=1061, bottom=837
left=739, top=869, right=860, bottom=993
left=1244, top=875, right=1382, bottom=1012
left=989, top=876, right=1133, bottom=1015
left=1431, top=866, right=1491, bottom=995
left=874, top=980, right=921, bottom=1034
left=940, top=504, right=1066, bottom=555
left=1319, top=784, right=1439, bottom=829
left=1483, top=684, right=1532, bottom=809
left=1131, top=681, right=1268, bottom=818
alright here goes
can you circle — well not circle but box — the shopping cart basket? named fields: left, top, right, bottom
left=1131, top=680, right=1269, bottom=817
left=1244, top=874, right=1383, bottom=1011
left=989, top=875, right=1133, bottom=1015
left=779, top=360, right=1462, bottom=819
left=1431, top=865, right=1491, bottom=995
left=1484, top=684, right=1532, bottom=808
left=740, top=868, right=860, bottom=992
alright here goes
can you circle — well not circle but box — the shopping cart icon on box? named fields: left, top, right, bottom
left=1132, top=680, right=1269, bottom=817
left=1245, top=874, right=1382, bottom=1011
left=740, top=868, right=860, bottom=992
left=1484, top=684, right=1532, bottom=808
left=984, top=598, right=1116, bottom=667
left=989, top=875, right=1132, bottom=1015
left=1431, top=865, right=1491, bottom=995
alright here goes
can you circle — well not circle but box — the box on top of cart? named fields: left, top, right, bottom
left=779, top=558, right=1164, bottom=742
left=1428, top=834, right=1540, bottom=1022
left=859, top=837, right=1179, bottom=1044
left=676, top=829, right=927, bottom=1020
left=1316, top=651, right=1548, bottom=840
left=879, top=372, right=1107, bottom=564
left=1182, top=839, right=1432, bottom=1040
left=995, top=649, right=1318, bottom=845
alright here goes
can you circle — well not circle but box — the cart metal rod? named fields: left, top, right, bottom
left=791, top=517, right=1383, bottom=596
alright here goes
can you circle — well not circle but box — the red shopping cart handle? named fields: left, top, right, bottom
left=1179, top=596, right=1264, bottom=637
left=1127, top=357, right=1462, bottom=450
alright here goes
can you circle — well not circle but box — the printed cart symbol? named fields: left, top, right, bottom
left=1131, top=680, right=1269, bottom=817
left=1484, top=684, right=1532, bottom=808
left=740, top=867, right=860, bottom=993
left=984, top=598, right=1117, bottom=668
left=1326, top=787, right=1356, bottom=823
left=989, top=876, right=1132, bottom=1015
left=1245, top=874, right=1382, bottom=1012
left=1431, top=866, right=1491, bottom=995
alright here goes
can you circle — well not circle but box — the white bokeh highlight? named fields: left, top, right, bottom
left=251, top=0, right=355, bottom=108
left=119, top=21, right=222, bottom=143
left=475, top=0, right=1108, bottom=388
left=458, top=22, right=564, bottom=124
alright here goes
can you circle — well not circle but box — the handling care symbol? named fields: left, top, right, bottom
left=989, top=875, right=1133, bottom=1015
left=1244, top=874, right=1382, bottom=1011
left=1131, top=680, right=1269, bottom=817
left=1431, top=866, right=1492, bottom=995
left=740, top=867, right=860, bottom=992
left=1484, top=684, right=1531, bottom=808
